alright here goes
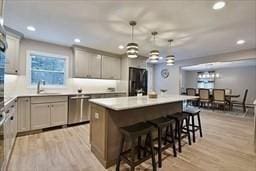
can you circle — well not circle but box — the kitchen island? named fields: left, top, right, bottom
left=89, top=95, right=198, bottom=168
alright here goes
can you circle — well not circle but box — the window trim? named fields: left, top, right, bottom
left=26, top=50, right=69, bottom=88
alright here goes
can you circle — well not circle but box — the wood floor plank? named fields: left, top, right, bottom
left=8, top=111, right=256, bottom=171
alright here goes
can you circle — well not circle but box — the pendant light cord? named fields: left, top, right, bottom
left=131, top=25, right=134, bottom=41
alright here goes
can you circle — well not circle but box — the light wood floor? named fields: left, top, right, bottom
left=8, top=110, right=256, bottom=171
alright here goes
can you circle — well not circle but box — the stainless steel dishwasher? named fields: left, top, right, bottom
left=68, top=95, right=90, bottom=125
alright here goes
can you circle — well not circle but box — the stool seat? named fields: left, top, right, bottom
left=168, top=112, right=189, bottom=120
left=120, top=122, right=153, bottom=137
left=183, top=107, right=200, bottom=115
left=148, top=117, right=175, bottom=127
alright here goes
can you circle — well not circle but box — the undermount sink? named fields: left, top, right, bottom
left=38, top=92, right=61, bottom=95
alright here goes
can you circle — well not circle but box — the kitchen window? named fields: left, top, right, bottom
left=27, top=51, right=68, bottom=87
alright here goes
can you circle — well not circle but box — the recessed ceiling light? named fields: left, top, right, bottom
left=74, top=38, right=81, bottom=43
left=236, top=40, right=245, bottom=45
left=212, top=1, right=226, bottom=10
left=118, top=45, right=124, bottom=49
left=27, top=25, right=36, bottom=32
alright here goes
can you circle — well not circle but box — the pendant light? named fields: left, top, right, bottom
left=149, top=31, right=160, bottom=63
left=166, top=39, right=175, bottom=65
left=127, top=21, right=139, bottom=58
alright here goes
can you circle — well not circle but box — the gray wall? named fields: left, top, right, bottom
left=182, top=66, right=256, bottom=104
left=154, top=49, right=256, bottom=101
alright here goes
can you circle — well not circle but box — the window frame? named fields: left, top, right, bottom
left=26, top=50, right=69, bottom=88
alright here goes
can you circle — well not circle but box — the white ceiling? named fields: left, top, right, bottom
left=181, top=59, right=256, bottom=71
left=4, top=0, right=256, bottom=60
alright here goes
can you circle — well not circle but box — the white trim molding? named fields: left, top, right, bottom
left=26, top=50, right=69, bottom=89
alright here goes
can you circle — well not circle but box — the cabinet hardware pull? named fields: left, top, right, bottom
left=10, top=116, right=14, bottom=120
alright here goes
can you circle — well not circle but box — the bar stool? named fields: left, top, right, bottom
left=116, top=122, right=157, bottom=171
left=147, top=117, right=177, bottom=168
left=183, top=107, right=203, bottom=143
left=167, top=112, right=191, bottom=153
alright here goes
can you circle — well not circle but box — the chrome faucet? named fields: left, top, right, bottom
left=37, top=80, right=45, bottom=94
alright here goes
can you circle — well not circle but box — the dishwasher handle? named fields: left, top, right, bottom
left=70, top=96, right=91, bottom=100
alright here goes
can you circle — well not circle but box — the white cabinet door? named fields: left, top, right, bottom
left=31, top=103, right=51, bottom=130
left=88, top=54, right=101, bottom=78
left=17, top=97, right=31, bottom=132
left=102, top=56, right=121, bottom=79
left=112, top=57, right=121, bottom=79
left=73, top=49, right=89, bottom=77
left=5, top=35, right=20, bottom=74
left=4, top=116, right=11, bottom=162
left=50, top=102, right=68, bottom=126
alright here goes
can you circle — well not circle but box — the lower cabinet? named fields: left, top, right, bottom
left=17, top=97, right=31, bottom=132
left=3, top=99, right=17, bottom=169
left=50, top=102, right=68, bottom=127
left=30, top=97, right=68, bottom=130
left=31, top=103, right=51, bottom=130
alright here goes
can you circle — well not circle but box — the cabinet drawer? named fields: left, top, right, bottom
left=31, top=96, right=68, bottom=104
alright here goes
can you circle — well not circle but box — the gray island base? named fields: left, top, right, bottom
left=89, top=95, right=198, bottom=168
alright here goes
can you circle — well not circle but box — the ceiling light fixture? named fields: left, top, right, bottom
left=166, top=39, right=175, bottom=66
left=236, top=40, right=245, bottom=45
left=74, top=38, right=81, bottom=43
left=212, top=1, right=226, bottom=10
left=149, top=31, right=160, bottom=63
left=27, top=25, right=36, bottom=32
left=127, top=21, right=139, bottom=58
left=118, top=45, right=124, bottom=49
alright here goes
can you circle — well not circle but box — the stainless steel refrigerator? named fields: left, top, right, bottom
left=128, top=67, right=148, bottom=96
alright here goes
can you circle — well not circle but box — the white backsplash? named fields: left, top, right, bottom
left=4, top=74, right=122, bottom=96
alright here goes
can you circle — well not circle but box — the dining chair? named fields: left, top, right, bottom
left=199, top=89, right=211, bottom=108
left=231, top=89, right=248, bottom=112
left=212, top=89, right=227, bottom=111
left=186, top=88, right=198, bottom=106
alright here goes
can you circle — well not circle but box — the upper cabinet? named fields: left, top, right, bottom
left=102, top=55, right=121, bottom=80
left=73, top=47, right=121, bottom=80
left=73, top=48, right=101, bottom=78
left=5, top=34, right=20, bottom=74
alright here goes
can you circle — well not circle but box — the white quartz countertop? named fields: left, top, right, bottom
left=89, top=95, right=199, bottom=111
left=4, top=91, right=126, bottom=106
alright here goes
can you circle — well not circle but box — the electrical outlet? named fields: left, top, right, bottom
left=95, top=112, right=99, bottom=119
